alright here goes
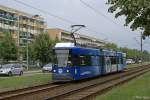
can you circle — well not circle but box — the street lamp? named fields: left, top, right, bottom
left=140, top=27, right=144, bottom=64
left=70, top=25, right=85, bottom=46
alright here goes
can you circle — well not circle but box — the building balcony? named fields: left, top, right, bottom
left=61, top=36, right=73, bottom=41
left=22, top=20, right=28, bottom=25
left=19, top=36, right=33, bottom=40
left=40, top=25, right=45, bottom=28
left=0, top=14, right=18, bottom=21
left=0, top=23, right=17, bottom=30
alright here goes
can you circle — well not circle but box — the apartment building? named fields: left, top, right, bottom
left=47, top=28, right=106, bottom=48
left=0, top=5, right=46, bottom=47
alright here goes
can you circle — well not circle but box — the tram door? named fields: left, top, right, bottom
left=104, top=56, right=111, bottom=73
left=110, top=56, right=117, bottom=72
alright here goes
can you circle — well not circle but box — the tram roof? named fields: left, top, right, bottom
left=54, top=43, right=125, bottom=56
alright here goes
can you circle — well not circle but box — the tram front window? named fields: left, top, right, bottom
left=55, top=49, right=70, bottom=67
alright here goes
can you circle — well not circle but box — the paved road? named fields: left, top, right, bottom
left=0, top=70, right=43, bottom=78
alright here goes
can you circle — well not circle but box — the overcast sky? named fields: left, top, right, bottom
left=0, top=0, right=150, bottom=51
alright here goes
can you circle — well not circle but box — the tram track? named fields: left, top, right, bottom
left=46, top=65, right=150, bottom=100
left=0, top=65, right=149, bottom=100
left=0, top=82, right=64, bottom=100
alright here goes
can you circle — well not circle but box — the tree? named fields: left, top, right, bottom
left=104, top=43, right=118, bottom=50
left=142, top=50, right=150, bottom=62
left=0, top=32, right=18, bottom=63
left=104, top=42, right=150, bottom=62
left=107, top=0, right=150, bottom=37
left=31, top=33, right=55, bottom=66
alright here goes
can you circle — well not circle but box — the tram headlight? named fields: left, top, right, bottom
left=53, top=70, right=56, bottom=72
left=66, top=70, right=69, bottom=73
left=75, top=69, right=77, bottom=74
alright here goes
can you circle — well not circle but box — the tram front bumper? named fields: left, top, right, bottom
left=52, top=73, right=74, bottom=81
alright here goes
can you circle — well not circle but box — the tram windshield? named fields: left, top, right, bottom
left=55, top=49, right=70, bottom=67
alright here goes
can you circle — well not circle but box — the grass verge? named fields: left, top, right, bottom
left=127, top=62, right=150, bottom=68
left=0, top=73, right=51, bottom=92
left=96, top=71, right=150, bottom=100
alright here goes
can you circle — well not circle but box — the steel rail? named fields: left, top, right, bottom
left=0, top=65, right=149, bottom=100
left=0, top=82, right=63, bottom=100
left=46, top=65, right=150, bottom=100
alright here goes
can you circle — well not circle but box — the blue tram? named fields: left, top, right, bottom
left=52, top=43, right=126, bottom=82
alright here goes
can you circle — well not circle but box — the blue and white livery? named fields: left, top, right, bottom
left=52, top=43, right=126, bottom=82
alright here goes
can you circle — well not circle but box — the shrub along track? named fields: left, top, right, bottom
left=0, top=65, right=149, bottom=100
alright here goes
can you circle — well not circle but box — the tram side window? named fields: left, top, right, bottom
left=79, top=55, right=91, bottom=66
left=110, top=56, right=117, bottom=64
left=117, top=57, right=119, bottom=64
left=118, top=57, right=123, bottom=64
left=121, top=58, right=124, bottom=64
left=118, top=57, right=122, bottom=64
left=72, top=55, right=91, bottom=66
left=105, top=56, right=111, bottom=65
left=99, top=56, right=104, bottom=66
left=67, top=55, right=73, bottom=66
left=72, top=55, right=78, bottom=66
left=91, top=56, right=100, bottom=66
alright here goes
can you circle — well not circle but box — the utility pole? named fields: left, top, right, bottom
left=140, top=32, right=143, bottom=64
left=134, top=27, right=145, bottom=65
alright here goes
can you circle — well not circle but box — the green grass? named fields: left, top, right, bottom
left=96, top=71, right=150, bottom=100
left=0, top=73, right=51, bottom=92
left=127, top=62, right=150, bottom=68
left=127, top=64, right=142, bottom=68
left=23, top=67, right=42, bottom=71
